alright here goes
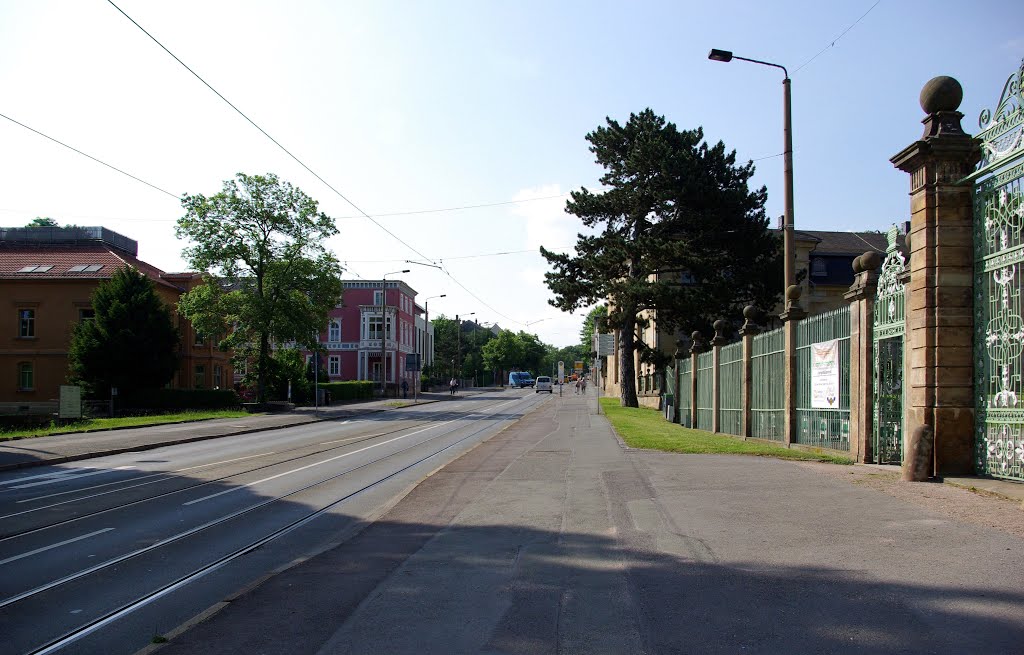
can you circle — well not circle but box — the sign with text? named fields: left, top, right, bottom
left=59, top=385, right=82, bottom=419
left=405, top=354, right=421, bottom=371
left=574, top=360, right=583, bottom=371
left=810, top=339, right=841, bottom=409
left=558, top=361, right=565, bottom=382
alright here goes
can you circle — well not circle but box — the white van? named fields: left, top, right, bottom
left=535, top=375, right=553, bottom=393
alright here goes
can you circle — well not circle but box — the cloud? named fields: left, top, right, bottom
left=510, top=184, right=578, bottom=254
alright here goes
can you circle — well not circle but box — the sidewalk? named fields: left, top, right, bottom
left=0, top=389, right=491, bottom=472
left=150, top=390, right=1024, bottom=655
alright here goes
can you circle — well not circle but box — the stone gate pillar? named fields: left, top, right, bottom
left=890, top=76, right=981, bottom=476
left=844, top=253, right=880, bottom=463
left=780, top=285, right=807, bottom=447
left=739, top=306, right=762, bottom=439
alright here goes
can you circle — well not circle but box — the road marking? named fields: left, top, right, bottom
left=320, top=433, right=384, bottom=445
left=184, top=420, right=456, bottom=506
left=0, top=468, right=99, bottom=487
left=0, top=528, right=114, bottom=566
left=177, top=452, right=276, bottom=472
left=9, top=467, right=134, bottom=489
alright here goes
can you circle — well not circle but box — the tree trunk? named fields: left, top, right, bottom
left=257, top=333, right=270, bottom=403
left=618, top=310, right=639, bottom=407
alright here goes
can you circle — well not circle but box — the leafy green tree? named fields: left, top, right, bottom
left=431, top=315, right=460, bottom=379
left=176, top=173, right=344, bottom=402
left=68, top=266, right=179, bottom=396
left=542, top=109, right=781, bottom=406
left=580, top=305, right=608, bottom=351
left=25, top=217, right=58, bottom=227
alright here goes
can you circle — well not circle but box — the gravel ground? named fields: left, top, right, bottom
left=796, top=462, right=1024, bottom=540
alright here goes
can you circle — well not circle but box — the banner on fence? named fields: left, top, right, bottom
left=811, top=339, right=840, bottom=409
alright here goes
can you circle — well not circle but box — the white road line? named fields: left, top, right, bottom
left=177, top=452, right=276, bottom=472
left=0, top=528, right=114, bottom=566
left=9, top=467, right=134, bottom=489
left=184, top=420, right=456, bottom=506
left=320, top=433, right=384, bottom=445
left=0, top=468, right=98, bottom=487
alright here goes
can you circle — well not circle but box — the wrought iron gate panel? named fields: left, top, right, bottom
left=695, top=351, right=714, bottom=431
left=873, top=225, right=907, bottom=464
left=678, top=357, right=692, bottom=427
left=973, top=61, right=1024, bottom=482
left=795, top=306, right=851, bottom=451
left=751, top=327, right=785, bottom=441
left=719, top=342, right=743, bottom=436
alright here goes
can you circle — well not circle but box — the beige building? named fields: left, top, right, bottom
left=1, top=226, right=231, bottom=406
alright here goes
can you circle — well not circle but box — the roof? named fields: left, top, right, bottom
left=0, top=243, right=183, bottom=291
left=779, top=229, right=902, bottom=255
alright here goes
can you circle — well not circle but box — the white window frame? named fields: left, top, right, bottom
left=329, top=320, right=341, bottom=342
left=18, top=309, right=35, bottom=338
left=329, top=355, right=340, bottom=376
left=18, top=362, right=34, bottom=390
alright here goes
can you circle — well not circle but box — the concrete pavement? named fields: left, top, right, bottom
left=147, top=390, right=1024, bottom=655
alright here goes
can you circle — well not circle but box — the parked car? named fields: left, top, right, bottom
left=535, top=376, right=553, bottom=393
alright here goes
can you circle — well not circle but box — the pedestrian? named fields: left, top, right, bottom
left=581, top=378, right=587, bottom=394
left=575, top=379, right=581, bottom=395
left=449, top=377, right=457, bottom=395
left=401, top=379, right=408, bottom=399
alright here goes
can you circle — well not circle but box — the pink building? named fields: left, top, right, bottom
left=309, top=279, right=423, bottom=389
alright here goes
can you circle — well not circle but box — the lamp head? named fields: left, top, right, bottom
left=708, top=49, right=733, bottom=63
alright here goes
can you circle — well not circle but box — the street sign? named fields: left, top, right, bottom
left=405, top=354, right=421, bottom=371
left=59, top=385, right=82, bottom=419
left=558, top=361, right=564, bottom=382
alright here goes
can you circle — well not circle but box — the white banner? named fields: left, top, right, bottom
left=810, top=339, right=840, bottom=409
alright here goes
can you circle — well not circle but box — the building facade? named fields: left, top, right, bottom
left=0, top=226, right=231, bottom=405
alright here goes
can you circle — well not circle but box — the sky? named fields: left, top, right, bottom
left=1, top=0, right=1022, bottom=348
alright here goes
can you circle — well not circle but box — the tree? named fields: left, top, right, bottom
left=176, top=173, right=344, bottom=402
left=68, top=266, right=179, bottom=396
left=580, top=304, right=608, bottom=351
left=542, top=109, right=781, bottom=407
left=25, top=217, right=58, bottom=227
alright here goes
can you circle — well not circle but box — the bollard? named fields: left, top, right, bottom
left=902, top=424, right=934, bottom=481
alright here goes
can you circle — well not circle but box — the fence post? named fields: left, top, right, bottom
left=890, top=76, right=980, bottom=476
left=711, top=320, right=730, bottom=434
left=739, top=306, right=762, bottom=439
left=844, top=254, right=880, bottom=463
left=689, top=330, right=707, bottom=430
left=780, top=285, right=807, bottom=447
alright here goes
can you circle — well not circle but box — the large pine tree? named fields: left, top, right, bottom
left=542, top=109, right=781, bottom=407
left=68, top=266, right=180, bottom=395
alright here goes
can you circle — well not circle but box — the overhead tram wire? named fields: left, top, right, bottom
left=792, top=0, right=882, bottom=75
left=106, top=0, right=537, bottom=326
left=0, top=112, right=180, bottom=201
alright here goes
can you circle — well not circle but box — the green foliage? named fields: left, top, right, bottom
left=68, top=266, right=179, bottom=396
left=317, top=381, right=375, bottom=401
left=580, top=304, right=608, bottom=350
left=26, top=216, right=58, bottom=227
left=175, top=173, right=344, bottom=402
left=120, top=388, right=241, bottom=411
left=542, top=109, right=782, bottom=406
left=481, top=330, right=545, bottom=375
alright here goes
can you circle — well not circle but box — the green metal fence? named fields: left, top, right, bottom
left=719, top=341, right=743, bottom=436
left=695, top=350, right=714, bottom=431
left=751, top=327, right=785, bottom=441
left=678, top=357, right=692, bottom=427
left=795, top=306, right=851, bottom=451
left=664, top=362, right=677, bottom=420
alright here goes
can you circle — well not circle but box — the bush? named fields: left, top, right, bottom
left=120, top=388, right=241, bottom=411
left=317, top=381, right=375, bottom=403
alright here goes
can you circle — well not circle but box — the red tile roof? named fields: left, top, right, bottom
left=0, top=243, right=183, bottom=291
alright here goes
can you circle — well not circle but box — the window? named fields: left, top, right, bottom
left=18, top=362, right=34, bottom=390
left=194, top=331, right=205, bottom=347
left=67, top=264, right=104, bottom=273
left=213, top=365, right=223, bottom=389
left=16, top=265, right=53, bottom=273
left=373, top=290, right=383, bottom=306
left=194, top=365, right=205, bottom=389
left=811, top=257, right=827, bottom=277
left=329, top=320, right=341, bottom=342
left=368, top=316, right=383, bottom=340
left=329, top=356, right=340, bottom=376
left=79, top=308, right=95, bottom=322
left=18, top=309, right=35, bottom=337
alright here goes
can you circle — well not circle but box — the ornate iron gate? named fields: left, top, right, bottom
left=973, top=61, right=1024, bottom=482
left=873, top=225, right=907, bottom=464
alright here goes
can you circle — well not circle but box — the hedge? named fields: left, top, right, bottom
left=317, top=381, right=375, bottom=402
left=120, top=388, right=242, bottom=411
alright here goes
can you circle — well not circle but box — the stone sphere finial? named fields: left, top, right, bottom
left=852, top=255, right=865, bottom=274
left=785, top=284, right=802, bottom=301
left=691, top=330, right=703, bottom=342
left=920, top=76, right=963, bottom=114
left=742, top=305, right=759, bottom=320
left=861, top=251, right=882, bottom=271
left=713, top=319, right=729, bottom=333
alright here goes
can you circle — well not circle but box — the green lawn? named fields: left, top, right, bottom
left=0, top=410, right=252, bottom=441
left=599, top=398, right=852, bottom=464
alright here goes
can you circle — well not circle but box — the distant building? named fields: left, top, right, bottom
left=0, top=226, right=232, bottom=404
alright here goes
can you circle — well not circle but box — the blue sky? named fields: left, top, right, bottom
left=1, top=0, right=1021, bottom=347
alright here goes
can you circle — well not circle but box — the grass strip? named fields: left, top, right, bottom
left=599, top=398, right=852, bottom=464
left=0, top=410, right=253, bottom=441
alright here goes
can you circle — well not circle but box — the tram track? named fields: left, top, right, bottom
left=2, top=392, right=547, bottom=655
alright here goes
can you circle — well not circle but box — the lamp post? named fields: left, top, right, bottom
left=455, top=312, right=475, bottom=385
left=381, top=269, right=409, bottom=397
left=708, top=48, right=796, bottom=291
left=420, top=293, right=445, bottom=400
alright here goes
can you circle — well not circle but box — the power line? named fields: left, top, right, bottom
left=793, top=1, right=882, bottom=75
left=334, top=194, right=570, bottom=219
left=106, top=0, right=433, bottom=264
left=0, top=111, right=180, bottom=200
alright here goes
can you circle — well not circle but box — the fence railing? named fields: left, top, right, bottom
left=695, top=350, right=714, bottom=431
left=719, top=341, right=743, bottom=436
left=678, top=357, right=692, bottom=427
left=751, top=327, right=785, bottom=441
left=795, top=306, right=851, bottom=451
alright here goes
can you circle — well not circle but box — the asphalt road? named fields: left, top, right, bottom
left=0, top=388, right=548, bottom=655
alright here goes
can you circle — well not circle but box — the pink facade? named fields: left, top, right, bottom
left=307, top=279, right=421, bottom=388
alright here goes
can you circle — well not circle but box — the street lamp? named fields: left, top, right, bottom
left=421, top=294, right=445, bottom=389
left=455, top=312, right=475, bottom=383
left=708, top=48, right=796, bottom=291
left=381, top=269, right=409, bottom=396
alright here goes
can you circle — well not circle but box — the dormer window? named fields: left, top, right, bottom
left=811, top=258, right=827, bottom=277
